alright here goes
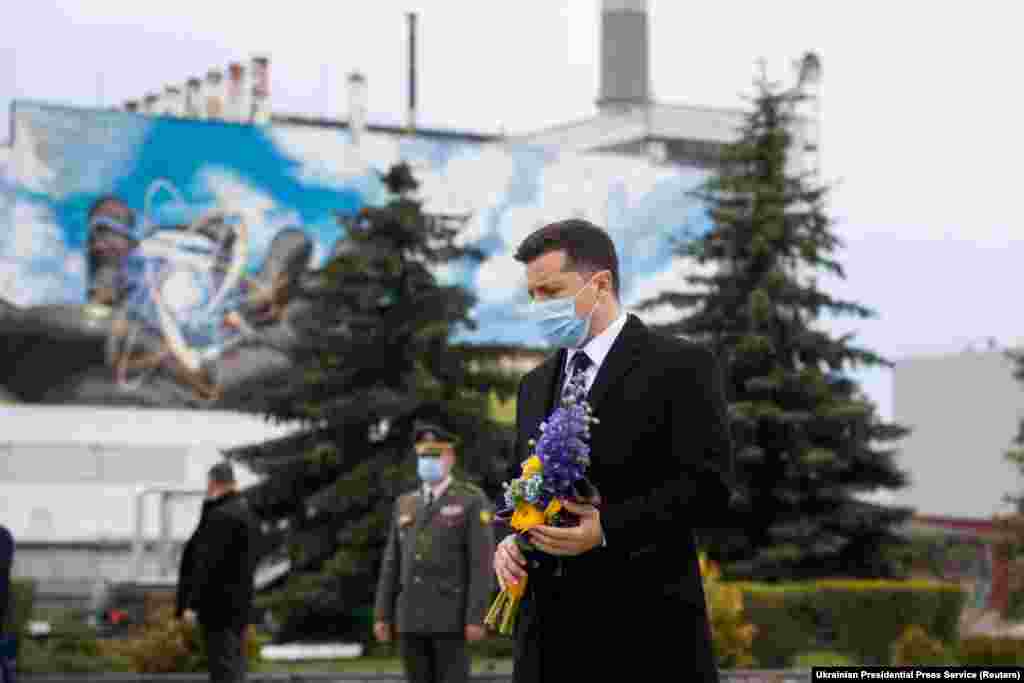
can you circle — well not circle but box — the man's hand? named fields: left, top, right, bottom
left=465, top=624, right=486, bottom=642
left=527, top=500, right=602, bottom=556
left=182, top=609, right=197, bottom=625
left=493, top=535, right=528, bottom=591
left=373, top=621, right=393, bottom=643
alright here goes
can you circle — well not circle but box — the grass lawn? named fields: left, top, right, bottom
left=254, top=655, right=514, bottom=675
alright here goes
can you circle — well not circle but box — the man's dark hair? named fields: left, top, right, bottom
left=513, top=219, right=620, bottom=298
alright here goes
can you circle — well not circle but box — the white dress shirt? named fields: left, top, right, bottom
left=421, top=475, right=452, bottom=505
left=561, top=310, right=629, bottom=395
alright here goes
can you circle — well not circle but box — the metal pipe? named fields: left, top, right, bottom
left=407, top=12, right=417, bottom=133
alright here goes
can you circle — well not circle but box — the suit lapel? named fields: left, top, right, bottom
left=586, top=314, right=648, bottom=413
left=547, top=348, right=567, bottom=414
left=519, top=350, right=564, bottom=456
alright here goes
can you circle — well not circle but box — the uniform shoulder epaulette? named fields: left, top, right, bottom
left=397, top=489, right=420, bottom=503
left=396, top=491, right=419, bottom=518
left=451, top=479, right=487, bottom=499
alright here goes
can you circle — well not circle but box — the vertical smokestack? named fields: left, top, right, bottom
left=185, top=78, right=202, bottom=118
left=227, top=62, right=245, bottom=122
left=142, top=93, right=159, bottom=115
left=407, top=12, right=417, bottom=133
left=163, top=86, right=183, bottom=116
left=205, top=70, right=224, bottom=120
left=795, top=51, right=823, bottom=176
left=597, top=0, right=651, bottom=115
left=250, top=55, right=271, bottom=124
left=348, top=71, right=367, bottom=145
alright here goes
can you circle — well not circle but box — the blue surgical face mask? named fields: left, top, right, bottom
left=417, top=456, right=444, bottom=483
left=527, top=278, right=601, bottom=349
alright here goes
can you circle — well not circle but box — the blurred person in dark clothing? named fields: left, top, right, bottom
left=176, top=462, right=260, bottom=683
left=0, top=525, right=12, bottom=630
left=1, top=524, right=15, bottom=683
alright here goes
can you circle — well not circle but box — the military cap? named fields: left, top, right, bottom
left=412, top=419, right=460, bottom=446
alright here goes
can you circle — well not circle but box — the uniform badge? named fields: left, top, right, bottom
left=437, top=503, right=465, bottom=528
left=480, top=510, right=493, bottom=525
left=440, top=504, right=464, bottom=517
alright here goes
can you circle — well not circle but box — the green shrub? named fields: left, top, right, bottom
left=956, top=637, right=1024, bottom=665
left=1006, top=589, right=1024, bottom=621
left=816, top=580, right=964, bottom=664
left=792, top=651, right=857, bottom=667
left=16, top=614, right=133, bottom=674
left=733, top=579, right=965, bottom=667
left=734, top=582, right=819, bottom=667
left=4, top=579, right=35, bottom=636
left=891, top=625, right=953, bottom=665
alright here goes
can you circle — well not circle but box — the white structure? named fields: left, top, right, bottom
left=519, top=0, right=817, bottom=172
left=893, top=348, right=1024, bottom=518
left=518, top=0, right=745, bottom=168
left=0, top=405, right=297, bottom=607
left=347, top=72, right=368, bottom=145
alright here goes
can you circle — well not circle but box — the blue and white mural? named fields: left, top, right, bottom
left=0, top=101, right=708, bottom=407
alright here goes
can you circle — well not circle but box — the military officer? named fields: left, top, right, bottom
left=373, top=419, right=496, bottom=683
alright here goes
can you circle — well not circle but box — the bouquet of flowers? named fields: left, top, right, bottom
left=484, top=372, right=600, bottom=635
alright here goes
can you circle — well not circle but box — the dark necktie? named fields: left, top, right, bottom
left=562, top=351, right=593, bottom=399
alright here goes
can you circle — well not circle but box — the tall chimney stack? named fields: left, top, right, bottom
left=250, top=55, right=271, bottom=124
left=163, top=86, right=183, bottom=116
left=406, top=12, right=417, bottom=133
left=227, top=62, right=245, bottom=122
left=794, top=51, right=823, bottom=176
left=597, top=0, right=651, bottom=115
left=348, top=71, right=367, bottom=145
left=185, top=78, right=202, bottom=118
left=205, top=70, right=224, bottom=120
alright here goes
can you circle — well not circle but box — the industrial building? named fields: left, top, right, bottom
left=893, top=346, right=1024, bottom=519
left=0, top=0, right=825, bottom=616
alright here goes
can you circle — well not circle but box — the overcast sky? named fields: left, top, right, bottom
left=3, top=0, right=1023, bottom=424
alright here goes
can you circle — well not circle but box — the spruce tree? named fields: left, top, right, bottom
left=635, top=66, right=912, bottom=580
left=226, top=162, right=518, bottom=641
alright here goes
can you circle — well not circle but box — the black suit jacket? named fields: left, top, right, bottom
left=176, top=492, right=260, bottom=630
left=0, top=525, right=12, bottom=632
left=511, top=314, right=734, bottom=682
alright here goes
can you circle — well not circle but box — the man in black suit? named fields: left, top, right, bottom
left=492, top=219, right=735, bottom=683
left=176, top=462, right=260, bottom=683
left=0, top=524, right=14, bottom=683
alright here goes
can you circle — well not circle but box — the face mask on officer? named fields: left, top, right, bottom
left=415, top=443, right=452, bottom=484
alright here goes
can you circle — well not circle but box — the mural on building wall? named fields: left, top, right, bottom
left=0, top=101, right=709, bottom=408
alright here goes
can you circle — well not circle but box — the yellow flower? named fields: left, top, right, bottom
left=506, top=576, right=527, bottom=600
left=543, top=498, right=562, bottom=520
left=521, top=455, right=542, bottom=478
left=699, top=552, right=721, bottom=580
left=510, top=502, right=545, bottom=531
